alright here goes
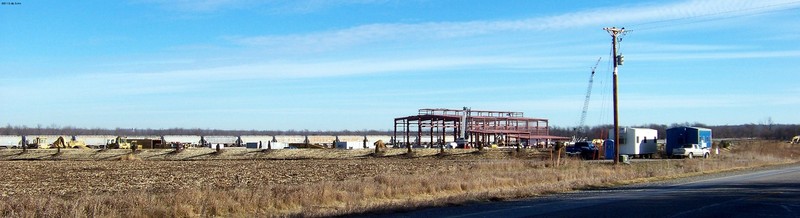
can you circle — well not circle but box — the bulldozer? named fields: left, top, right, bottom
left=109, top=136, right=134, bottom=149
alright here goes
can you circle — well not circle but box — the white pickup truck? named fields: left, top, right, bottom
left=672, top=144, right=710, bottom=159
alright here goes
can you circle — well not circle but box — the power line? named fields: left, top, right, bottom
left=596, top=46, right=614, bottom=133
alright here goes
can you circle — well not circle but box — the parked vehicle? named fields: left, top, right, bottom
left=566, top=141, right=600, bottom=160
left=666, top=127, right=712, bottom=156
left=671, top=144, right=709, bottom=159
left=454, top=138, right=469, bottom=149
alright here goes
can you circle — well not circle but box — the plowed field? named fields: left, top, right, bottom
left=0, top=149, right=537, bottom=197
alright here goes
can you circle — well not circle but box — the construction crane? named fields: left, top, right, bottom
left=575, top=57, right=602, bottom=141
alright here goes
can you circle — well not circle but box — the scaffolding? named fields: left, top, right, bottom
left=393, top=108, right=568, bottom=148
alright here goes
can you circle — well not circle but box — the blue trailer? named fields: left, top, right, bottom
left=666, top=127, right=712, bottom=156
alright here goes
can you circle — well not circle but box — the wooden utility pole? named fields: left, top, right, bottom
left=604, top=27, right=625, bottom=164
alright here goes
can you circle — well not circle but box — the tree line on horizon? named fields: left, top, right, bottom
left=2, top=123, right=798, bottom=141
left=0, top=124, right=391, bottom=136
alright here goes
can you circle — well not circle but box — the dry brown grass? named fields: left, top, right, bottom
left=1, top=140, right=797, bottom=217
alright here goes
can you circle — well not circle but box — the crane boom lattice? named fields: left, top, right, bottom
left=578, top=57, right=602, bottom=131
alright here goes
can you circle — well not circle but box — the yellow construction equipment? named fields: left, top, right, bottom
left=52, top=136, right=67, bottom=149
left=373, top=139, right=387, bottom=153
left=29, top=137, right=49, bottom=149
left=592, top=139, right=605, bottom=147
left=109, top=136, right=133, bottom=149
left=373, top=140, right=386, bottom=150
left=50, top=136, right=88, bottom=149
left=69, top=140, right=88, bottom=149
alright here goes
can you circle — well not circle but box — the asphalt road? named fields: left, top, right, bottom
left=367, top=164, right=800, bottom=218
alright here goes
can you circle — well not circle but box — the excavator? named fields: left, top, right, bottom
left=51, top=136, right=89, bottom=149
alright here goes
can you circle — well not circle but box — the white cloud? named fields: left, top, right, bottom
left=469, top=91, right=800, bottom=126
left=626, top=42, right=748, bottom=52
left=132, top=0, right=800, bottom=84
left=618, top=93, right=800, bottom=110
left=137, top=0, right=396, bottom=13
left=269, top=0, right=395, bottom=14
left=633, top=50, right=800, bottom=61
left=763, top=33, right=800, bottom=41
left=139, top=55, right=521, bottom=81
left=0, top=54, right=549, bottom=99
left=229, top=0, right=800, bottom=50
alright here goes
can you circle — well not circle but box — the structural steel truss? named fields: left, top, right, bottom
left=393, top=108, right=568, bottom=148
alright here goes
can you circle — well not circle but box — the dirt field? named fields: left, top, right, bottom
left=0, top=148, right=542, bottom=197
left=1, top=159, right=459, bottom=197
left=1, top=141, right=796, bottom=217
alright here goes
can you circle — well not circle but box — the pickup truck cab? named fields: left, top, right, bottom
left=566, top=141, right=600, bottom=160
left=672, top=143, right=710, bottom=159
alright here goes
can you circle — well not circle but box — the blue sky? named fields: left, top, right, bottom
left=2, top=0, right=799, bottom=131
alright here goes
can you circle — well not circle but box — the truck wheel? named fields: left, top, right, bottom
left=703, top=153, right=709, bottom=159
left=688, top=153, right=693, bottom=159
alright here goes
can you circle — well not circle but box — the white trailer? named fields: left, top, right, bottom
left=335, top=141, right=364, bottom=149
left=273, top=135, right=305, bottom=144
left=203, top=136, right=238, bottom=146
left=162, top=135, right=202, bottom=147
left=0, top=135, right=22, bottom=148
left=337, top=135, right=365, bottom=142
left=264, top=141, right=288, bottom=149
left=308, top=135, right=336, bottom=145
left=367, top=135, right=393, bottom=145
left=208, top=143, right=226, bottom=149
left=127, top=135, right=162, bottom=140
left=239, top=135, right=273, bottom=144
left=75, top=135, right=116, bottom=148
left=608, top=127, right=658, bottom=158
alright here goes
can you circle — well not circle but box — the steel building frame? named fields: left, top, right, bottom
left=393, top=108, right=567, bottom=148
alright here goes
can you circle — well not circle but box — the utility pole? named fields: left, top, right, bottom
left=604, top=27, right=624, bottom=164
